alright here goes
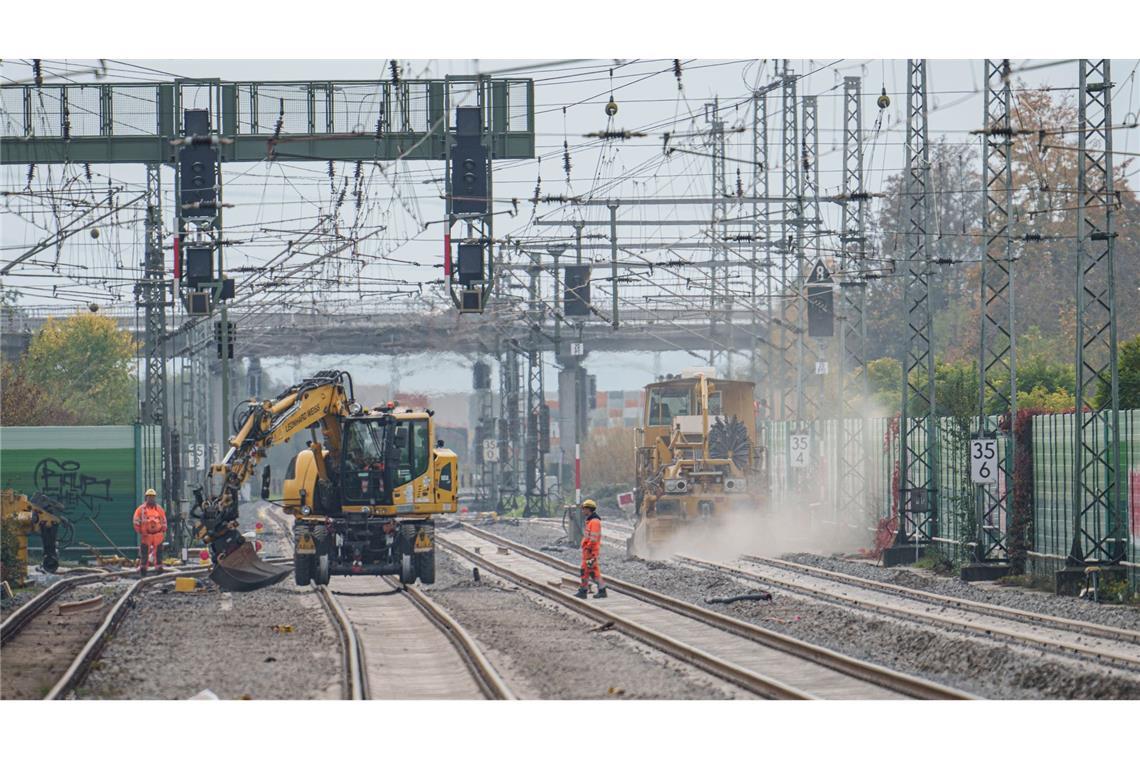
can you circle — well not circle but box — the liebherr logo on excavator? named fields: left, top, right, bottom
left=283, top=405, right=321, bottom=435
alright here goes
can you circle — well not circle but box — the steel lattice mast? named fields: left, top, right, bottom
left=799, top=94, right=822, bottom=421
left=1069, top=59, right=1123, bottom=565
left=779, top=71, right=800, bottom=421
left=976, top=59, right=1017, bottom=562
left=707, top=100, right=729, bottom=370
left=896, top=59, right=939, bottom=546
left=750, top=88, right=770, bottom=390
left=838, top=76, right=869, bottom=522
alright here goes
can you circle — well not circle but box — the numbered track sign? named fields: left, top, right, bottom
left=789, top=433, right=810, bottom=469
left=970, top=434, right=998, bottom=484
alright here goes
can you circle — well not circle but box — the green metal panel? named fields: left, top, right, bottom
left=0, top=425, right=159, bottom=559
left=0, top=78, right=535, bottom=165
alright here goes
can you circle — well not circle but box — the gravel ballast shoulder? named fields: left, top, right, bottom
left=77, top=500, right=342, bottom=700
left=782, top=552, right=1140, bottom=631
left=477, top=519, right=1140, bottom=700
left=77, top=579, right=342, bottom=700
left=425, top=548, right=751, bottom=699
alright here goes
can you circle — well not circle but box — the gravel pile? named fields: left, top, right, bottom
left=425, top=550, right=751, bottom=699
left=480, top=521, right=1140, bottom=699
left=782, top=552, right=1140, bottom=631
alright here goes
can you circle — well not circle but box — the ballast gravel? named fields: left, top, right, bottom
left=476, top=519, right=1140, bottom=700
left=77, top=500, right=341, bottom=700
left=782, top=552, right=1140, bottom=631
left=424, top=550, right=752, bottom=699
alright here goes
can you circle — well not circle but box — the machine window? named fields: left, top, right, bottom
left=648, top=388, right=692, bottom=426
left=411, top=420, right=430, bottom=478
left=438, top=462, right=453, bottom=491
left=705, top=391, right=723, bottom=416
left=344, top=421, right=384, bottom=470
left=392, top=420, right=430, bottom=487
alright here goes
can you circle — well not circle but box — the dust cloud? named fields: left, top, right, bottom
left=638, top=493, right=876, bottom=564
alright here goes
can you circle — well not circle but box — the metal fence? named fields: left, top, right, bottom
left=763, top=409, right=1139, bottom=592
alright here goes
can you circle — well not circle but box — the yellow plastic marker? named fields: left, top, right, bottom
left=175, top=577, right=199, bottom=593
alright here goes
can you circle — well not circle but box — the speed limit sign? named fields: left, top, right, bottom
left=789, top=433, right=810, bottom=469
left=970, top=434, right=998, bottom=484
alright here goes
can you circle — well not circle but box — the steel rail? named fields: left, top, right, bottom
left=745, top=555, right=1140, bottom=646
left=443, top=525, right=973, bottom=700
left=382, top=577, right=516, bottom=700
left=436, top=534, right=812, bottom=699
left=708, top=555, right=1140, bottom=671
left=315, top=585, right=368, bottom=700
left=43, top=566, right=213, bottom=700
left=533, top=517, right=1140, bottom=666
left=1, top=568, right=138, bottom=646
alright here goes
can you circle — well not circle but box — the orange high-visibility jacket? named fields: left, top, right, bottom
left=581, top=514, right=601, bottom=556
left=133, top=503, right=167, bottom=541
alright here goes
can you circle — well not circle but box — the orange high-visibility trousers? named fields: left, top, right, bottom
left=580, top=550, right=604, bottom=589
left=579, top=514, right=605, bottom=590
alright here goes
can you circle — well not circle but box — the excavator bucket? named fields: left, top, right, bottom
left=209, top=542, right=291, bottom=592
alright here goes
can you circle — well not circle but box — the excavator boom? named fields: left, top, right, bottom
left=191, top=370, right=354, bottom=591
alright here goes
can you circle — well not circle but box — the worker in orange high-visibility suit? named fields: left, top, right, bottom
left=133, top=488, right=167, bottom=577
left=575, top=499, right=607, bottom=599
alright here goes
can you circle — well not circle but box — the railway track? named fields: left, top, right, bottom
left=322, top=575, right=515, bottom=700
left=1, top=565, right=214, bottom=700
left=560, top=517, right=1140, bottom=671
left=437, top=524, right=973, bottom=700
left=689, top=554, right=1140, bottom=672
left=260, top=504, right=512, bottom=700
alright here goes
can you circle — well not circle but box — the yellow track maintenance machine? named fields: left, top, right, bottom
left=628, top=369, right=767, bottom=557
left=191, top=370, right=459, bottom=591
left=0, top=489, right=69, bottom=580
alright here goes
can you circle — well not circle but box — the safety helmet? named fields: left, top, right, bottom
left=145, top=488, right=157, bottom=497
left=581, top=499, right=597, bottom=511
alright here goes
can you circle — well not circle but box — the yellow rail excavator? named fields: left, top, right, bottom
left=628, top=369, right=767, bottom=557
left=191, top=370, right=459, bottom=592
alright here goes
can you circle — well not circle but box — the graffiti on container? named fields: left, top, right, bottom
left=32, top=458, right=112, bottom=519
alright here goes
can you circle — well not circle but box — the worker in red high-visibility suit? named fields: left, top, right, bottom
left=575, top=499, right=607, bottom=599
left=133, top=488, right=167, bottom=577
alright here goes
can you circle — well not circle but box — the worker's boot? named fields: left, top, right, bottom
left=574, top=587, right=589, bottom=599
left=139, top=564, right=148, bottom=577
left=594, top=587, right=608, bottom=599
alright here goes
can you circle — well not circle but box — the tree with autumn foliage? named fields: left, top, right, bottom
left=859, top=83, right=1138, bottom=413
left=14, top=313, right=138, bottom=425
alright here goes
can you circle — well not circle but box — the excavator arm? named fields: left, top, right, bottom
left=190, top=370, right=355, bottom=591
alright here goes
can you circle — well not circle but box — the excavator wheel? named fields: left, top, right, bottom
left=415, top=550, right=435, bottom=585
left=314, top=553, right=331, bottom=586
left=311, top=525, right=331, bottom=585
left=398, top=524, right=418, bottom=584
left=399, top=552, right=416, bottom=585
left=294, top=554, right=313, bottom=586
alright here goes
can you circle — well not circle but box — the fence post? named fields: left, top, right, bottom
left=1009, top=410, right=1035, bottom=575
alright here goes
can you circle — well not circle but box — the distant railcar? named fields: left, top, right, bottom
left=628, top=370, right=768, bottom=556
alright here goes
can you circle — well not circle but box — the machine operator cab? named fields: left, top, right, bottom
left=284, top=410, right=458, bottom=516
